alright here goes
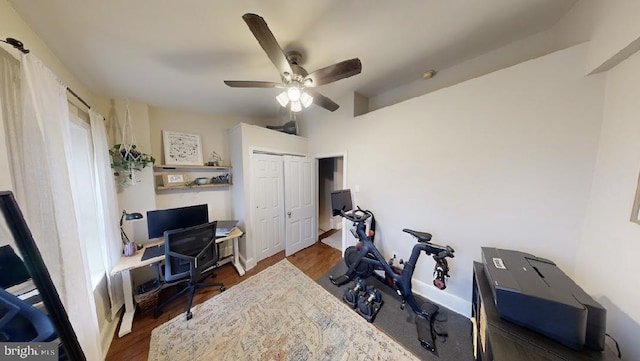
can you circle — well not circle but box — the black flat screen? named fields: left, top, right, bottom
left=146, top=204, right=208, bottom=239
left=330, top=189, right=353, bottom=216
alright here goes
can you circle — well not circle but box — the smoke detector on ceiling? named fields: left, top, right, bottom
left=422, top=70, right=436, bottom=80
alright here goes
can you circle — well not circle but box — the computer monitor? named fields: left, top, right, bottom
left=330, top=189, right=353, bottom=216
left=146, top=204, right=209, bottom=239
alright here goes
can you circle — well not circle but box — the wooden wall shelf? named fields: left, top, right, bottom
left=156, top=183, right=232, bottom=191
left=154, top=165, right=231, bottom=171
left=154, top=165, right=232, bottom=191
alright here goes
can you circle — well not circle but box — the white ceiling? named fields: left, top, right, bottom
left=9, top=0, right=577, bottom=119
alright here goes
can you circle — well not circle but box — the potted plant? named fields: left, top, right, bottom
left=110, top=144, right=155, bottom=186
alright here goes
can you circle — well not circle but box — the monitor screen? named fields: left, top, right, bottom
left=330, top=189, right=353, bottom=216
left=146, top=204, right=209, bottom=239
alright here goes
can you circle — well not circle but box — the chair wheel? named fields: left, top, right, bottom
left=186, top=311, right=192, bottom=320
left=220, top=286, right=226, bottom=292
left=153, top=309, right=162, bottom=318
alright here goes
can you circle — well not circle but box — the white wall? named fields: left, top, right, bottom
left=147, top=107, right=268, bottom=225
left=576, top=49, right=640, bottom=359
left=302, top=43, right=605, bottom=317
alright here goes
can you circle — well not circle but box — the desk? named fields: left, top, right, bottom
left=110, top=227, right=245, bottom=337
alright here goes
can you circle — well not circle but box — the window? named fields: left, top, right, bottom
left=68, top=115, right=105, bottom=289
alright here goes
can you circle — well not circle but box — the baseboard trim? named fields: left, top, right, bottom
left=101, top=308, right=121, bottom=359
left=412, top=278, right=471, bottom=318
left=240, top=254, right=256, bottom=271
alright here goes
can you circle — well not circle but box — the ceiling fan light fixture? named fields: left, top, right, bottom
left=287, top=87, right=301, bottom=102
left=276, top=91, right=290, bottom=107
left=290, top=100, right=302, bottom=112
left=300, top=91, right=313, bottom=108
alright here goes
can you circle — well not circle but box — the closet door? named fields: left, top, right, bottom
left=252, top=154, right=285, bottom=260
left=284, top=155, right=316, bottom=256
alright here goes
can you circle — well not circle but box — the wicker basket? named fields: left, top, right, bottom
left=134, top=282, right=161, bottom=312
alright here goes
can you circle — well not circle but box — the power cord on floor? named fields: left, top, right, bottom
left=605, top=333, right=621, bottom=358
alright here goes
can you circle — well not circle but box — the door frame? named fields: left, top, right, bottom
left=315, top=151, right=348, bottom=252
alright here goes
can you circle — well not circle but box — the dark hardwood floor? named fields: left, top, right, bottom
left=105, top=239, right=342, bottom=361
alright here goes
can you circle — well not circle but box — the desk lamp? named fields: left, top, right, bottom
left=120, top=210, right=143, bottom=245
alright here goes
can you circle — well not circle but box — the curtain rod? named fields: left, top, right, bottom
left=2, top=37, right=92, bottom=110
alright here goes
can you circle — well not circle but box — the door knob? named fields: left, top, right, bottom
left=287, top=211, right=292, bottom=217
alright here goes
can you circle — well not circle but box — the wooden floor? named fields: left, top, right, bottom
left=105, top=239, right=342, bottom=361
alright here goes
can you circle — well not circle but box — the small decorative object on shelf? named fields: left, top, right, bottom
left=212, top=174, right=230, bottom=184
left=207, top=151, right=223, bottom=166
left=161, top=173, right=186, bottom=187
left=194, top=177, right=209, bottom=185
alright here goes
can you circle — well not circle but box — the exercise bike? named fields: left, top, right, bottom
left=330, top=207, right=455, bottom=353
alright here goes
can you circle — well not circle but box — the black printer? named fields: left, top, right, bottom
left=481, top=247, right=606, bottom=351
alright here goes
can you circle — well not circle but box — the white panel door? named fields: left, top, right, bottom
left=252, top=154, right=285, bottom=261
left=284, top=155, right=316, bottom=256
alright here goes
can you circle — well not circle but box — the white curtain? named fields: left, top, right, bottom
left=4, top=53, right=102, bottom=360
left=90, top=109, right=124, bottom=320
left=0, top=52, right=20, bottom=196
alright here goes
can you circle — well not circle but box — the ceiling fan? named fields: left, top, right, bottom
left=224, top=13, right=362, bottom=112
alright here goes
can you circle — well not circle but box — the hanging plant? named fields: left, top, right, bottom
left=109, top=144, right=155, bottom=186
left=106, top=99, right=155, bottom=186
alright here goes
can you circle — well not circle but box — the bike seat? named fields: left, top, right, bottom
left=402, top=229, right=432, bottom=243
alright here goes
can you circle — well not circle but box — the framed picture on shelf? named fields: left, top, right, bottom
left=162, top=173, right=186, bottom=187
left=162, top=130, right=203, bottom=166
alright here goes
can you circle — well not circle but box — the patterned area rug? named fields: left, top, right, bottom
left=148, top=259, right=419, bottom=361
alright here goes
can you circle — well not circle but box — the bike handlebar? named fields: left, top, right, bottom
left=435, top=245, right=455, bottom=260
left=338, top=207, right=371, bottom=223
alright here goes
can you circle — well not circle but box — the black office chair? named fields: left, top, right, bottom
left=0, top=287, right=57, bottom=342
left=153, top=221, right=225, bottom=320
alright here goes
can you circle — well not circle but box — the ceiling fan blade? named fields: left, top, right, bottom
left=224, top=81, right=283, bottom=88
left=305, top=58, right=362, bottom=87
left=305, top=89, right=339, bottom=112
left=242, top=13, right=293, bottom=78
